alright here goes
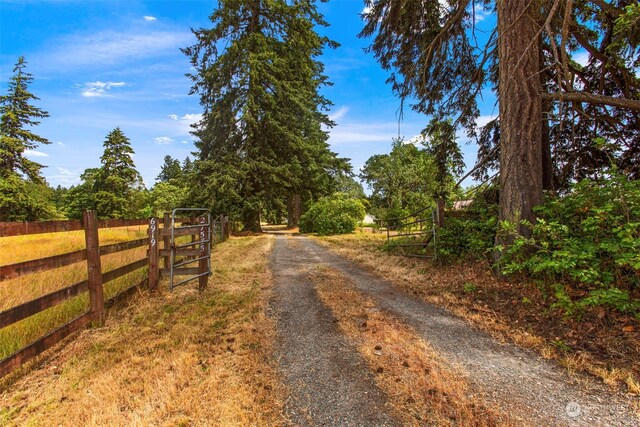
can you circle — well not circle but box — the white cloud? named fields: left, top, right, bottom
left=37, top=29, right=193, bottom=70
left=168, top=113, right=202, bottom=135
left=143, top=16, right=157, bottom=21
left=573, top=51, right=590, bottom=67
left=154, top=136, right=174, bottom=144
left=24, top=150, right=48, bottom=157
left=56, top=141, right=65, bottom=146
left=329, top=106, right=349, bottom=122
left=80, top=81, right=126, bottom=98
left=48, top=167, right=80, bottom=187
left=362, top=6, right=372, bottom=15
left=473, top=4, right=490, bottom=22
left=475, top=114, right=497, bottom=128
left=181, top=113, right=201, bottom=122
left=326, top=121, right=406, bottom=146
left=406, top=134, right=427, bottom=145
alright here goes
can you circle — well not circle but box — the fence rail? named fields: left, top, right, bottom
left=0, top=211, right=230, bottom=378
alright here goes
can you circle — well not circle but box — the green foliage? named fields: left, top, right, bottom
left=0, top=173, right=60, bottom=221
left=498, top=172, right=640, bottom=318
left=436, top=214, right=497, bottom=262
left=360, top=138, right=436, bottom=221
left=0, top=56, right=59, bottom=221
left=422, top=118, right=464, bottom=200
left=148, top=182, right=186, bottom=217
left=299, top=193, right=366, bottom=236
left=93, top=128, right=145, bottom=219
left=63, top=168, right=99, bottom=219
left=62, top=130, right=147, bottom=220
left=433, top=190, right=498, bottom=262
left=156, top=155, right=183, bottom=184
left=463, top=282, right=477, bottom=293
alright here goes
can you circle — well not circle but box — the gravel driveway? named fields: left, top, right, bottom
left=269, top=234, right=400, bottom=426
left=269, top=234, right=640, bottom=426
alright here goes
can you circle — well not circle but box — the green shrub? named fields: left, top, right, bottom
left=300, top=193, right=366, bottom=236
left=498, top=172, right=640, bottom=318
left=435, top=198, right=498, bottom=262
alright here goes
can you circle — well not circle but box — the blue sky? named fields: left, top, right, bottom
left=1, top=0, right=497, bottom=189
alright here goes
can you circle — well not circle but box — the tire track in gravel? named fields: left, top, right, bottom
left=269, top=235, right=401, bottom=426
left=273, top=234, right=639, bottom=427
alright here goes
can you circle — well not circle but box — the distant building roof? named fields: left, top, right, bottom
left=452, top=200, right=473, bottom=210
left=363, top=213, right=377, bottom=223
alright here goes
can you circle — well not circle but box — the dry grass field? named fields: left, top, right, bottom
left=0, top=234, right=285, bottom=426
left=0, top=226, right=148, bottom=360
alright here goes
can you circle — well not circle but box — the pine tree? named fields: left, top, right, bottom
left=0, top=56, right=58, bottom=221
left=156, top=155, right=183, bottom=183
left=94, top=127, right=144, bottom=218
left=423, top=118, right=464, bottom=225
left=184, top=0, right=348, bottom=231
left=0, top=56, right=51, bottom=182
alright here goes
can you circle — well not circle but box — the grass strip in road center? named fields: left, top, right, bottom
left=312, top=266, right=515, bottom=427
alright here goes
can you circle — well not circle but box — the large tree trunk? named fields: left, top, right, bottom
left=242, top=209, right=262, bottom=233
left=496, top=1, right=543, bottom=253
left=287, top=193, right=301, bottom=228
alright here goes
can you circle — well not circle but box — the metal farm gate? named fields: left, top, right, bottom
left=166, top=208, right=212, bottom=291
left=384, top=206, right=438, bottom=259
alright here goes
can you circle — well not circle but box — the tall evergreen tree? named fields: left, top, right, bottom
left=184, top=0, right=348, bottom=231
left=423, top=118, right=464, bottom=225
left=0, top=56, right=51, bottom=182
left=156, top=155, right=183, bottom=183
left=0, top=56, right=58, bottom=221
left=94, top=127, right=144, bottom=218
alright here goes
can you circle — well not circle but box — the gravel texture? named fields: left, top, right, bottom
left=269, top=235, right=401, bottom=426
left=272, top=234, right=639, bottom=427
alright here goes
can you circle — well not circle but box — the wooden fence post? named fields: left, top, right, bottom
left=223, top=216, right=230, bottom=240
left=163, top=212, right=171, bottom=272
left=148, top=217, right=159, bottom=291
left=83, top=210, right=104, bottom=326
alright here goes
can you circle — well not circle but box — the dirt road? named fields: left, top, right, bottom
left=269, top=234, right=400, bottom=426
left=269, top=234, right=639, bottom=426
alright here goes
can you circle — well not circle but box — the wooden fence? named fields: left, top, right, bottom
left=0, top=211, right=230, bottom=378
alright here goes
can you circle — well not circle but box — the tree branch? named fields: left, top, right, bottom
left=541, top=91, right=640, bottom=111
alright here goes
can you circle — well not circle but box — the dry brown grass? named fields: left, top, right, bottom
left=311, top=265, right=516, bottom=427
left=0, top=227, right=149, bottom=359
left=314, top=232, right=640, bottom=395
left=0, top=235, right=286, bottom=426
